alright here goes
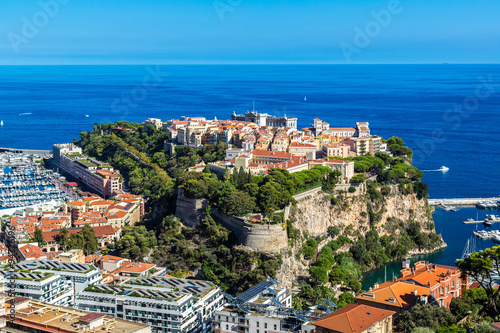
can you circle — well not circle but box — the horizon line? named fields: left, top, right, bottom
left=1, top=62, right=500, bottom=66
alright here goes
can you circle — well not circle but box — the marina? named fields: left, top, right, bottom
left=0, top=153, right=73, bottom=210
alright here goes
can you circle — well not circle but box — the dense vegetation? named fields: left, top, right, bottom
left=180, top=165, right=339, bottom=217
left=75, top=121, right=439, bottom=304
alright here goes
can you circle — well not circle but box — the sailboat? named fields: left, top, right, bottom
left=304, top=96, right=307, bottom=101
left=459, top=236, right=478, bottom=261
left=0, top=120, right=3, bottom=126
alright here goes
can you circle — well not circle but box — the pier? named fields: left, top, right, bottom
left=0, top=147, right=52, bottom=155
left=429, top=197, right=500, bottom=207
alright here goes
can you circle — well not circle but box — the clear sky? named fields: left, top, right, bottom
left=1, top=0, right=499, bottom=64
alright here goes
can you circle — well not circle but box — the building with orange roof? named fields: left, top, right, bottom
left=100, top=254, right=130, bottom=272
left=398, top=261, right=468, bottom=308
left=288, top=142, right=317, bottom=159
left=17, top=243, right=47, bottom=261
left=356, top=281, right=431, bottom=316
left=112, top=261, right=156, bottom=277
left=313, top=303, right=395, bottom=333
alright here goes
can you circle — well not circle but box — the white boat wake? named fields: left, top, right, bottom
left=422, top=166, right=449, bottom=172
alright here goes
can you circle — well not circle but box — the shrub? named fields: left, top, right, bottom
left=350, top=174, right=366, bottom=183
left=348, top=186, right=356, bottom=193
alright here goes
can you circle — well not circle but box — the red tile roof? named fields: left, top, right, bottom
left=313, top=303, right=395, bottom=333
left=19, top=244, right=46, bottom=260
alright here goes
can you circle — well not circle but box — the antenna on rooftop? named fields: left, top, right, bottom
left=253, top=100, right=255, bottom=112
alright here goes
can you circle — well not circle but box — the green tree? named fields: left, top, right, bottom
left=348, top=279, right=362, bottom=292
left=435, top=324, right=466, bottom=333
left=350, top=174, right=367, bottom=183
left=395, top=304, right=456, bottom=333
left=309, top=266, right=328, bottom=284
left=220, top=191, right=256, bottom=216
left=59, top=227, right=69, bottom=248
left=68, top=225, right=99, bottom=255
left=472, top=322, right=497, bottom=333
left=34, top=226, right=46, bottom=247
left=456, top=246, right=500, bottom=314
left=411, top=328, right=435, bottom=333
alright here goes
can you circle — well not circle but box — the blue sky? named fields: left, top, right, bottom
left=1, top=0, right=499, bottom=64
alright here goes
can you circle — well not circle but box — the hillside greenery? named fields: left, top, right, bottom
left=75, top=121, right=439, bottom=302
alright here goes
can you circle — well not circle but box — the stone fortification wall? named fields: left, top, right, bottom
left=175, top=191, right=287, bottom=252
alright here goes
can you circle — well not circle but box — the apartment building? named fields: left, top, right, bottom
left=288, top=142, right=317, bottom=159
left=53, top=143, right=123, bottom=197
left=76, top=276, right=224, bottom=333
left=322, top=143, right=351, bottom=158
left=14, top=260, right=102, bottom=294
left=214, top=278, right=329, bottom=333
left=0, top=270, right=74, bottom=306
left=398, top=261, right=467, bottom=309
left=1, top=296, right=151, bottom=333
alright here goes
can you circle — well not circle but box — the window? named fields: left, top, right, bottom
left=265, top=323, right=267, bottom=329
left=274, top=324, right=277, bottom=330
left=451, top=281, right=455, bottom=288
left=226, top=325, right=228, bottom=330
left=257, top=322, right=260, bottom=328
left=440, top=287, right=444, bottom=295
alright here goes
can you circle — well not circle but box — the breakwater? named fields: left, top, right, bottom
left=428, top=197, right=499, bottom=207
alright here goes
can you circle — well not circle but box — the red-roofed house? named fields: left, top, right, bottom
left=398, top=261, right=469, bottom=309
left=18, top=244, right=47, bottom=261
left=313, top=303, right=395, bottom=333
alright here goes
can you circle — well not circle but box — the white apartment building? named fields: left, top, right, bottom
left=14, top=260, right=102, bottom=293
left=0, top=270, right=74, bottom=306
left=214, top=278, right=330, bottom=333
left=76, top=276, right=224, bottom=333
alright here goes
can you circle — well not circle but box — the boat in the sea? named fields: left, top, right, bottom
left=439, top=166, right=449, bottom=172
left=0, top=120, right=3, bottom=126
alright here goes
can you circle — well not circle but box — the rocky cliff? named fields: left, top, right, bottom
left=276, top=185, right=442, bottom=289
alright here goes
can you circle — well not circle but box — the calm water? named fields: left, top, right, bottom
left=0, top=65, right=498, bottom=284
left=362, top=207, right=500, bottom=289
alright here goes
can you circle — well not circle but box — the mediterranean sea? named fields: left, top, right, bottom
left=0, top=65, right=498, bottom=284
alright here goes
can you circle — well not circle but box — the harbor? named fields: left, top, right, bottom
left=0, top=153, right=74, bottom=211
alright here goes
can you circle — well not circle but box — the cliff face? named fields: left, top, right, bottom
left=292, top=188, right=432, bottom=238
left=276, top=186, right=439, bottom=289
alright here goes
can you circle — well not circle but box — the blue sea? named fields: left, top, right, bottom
left=0, top=65, right=498, bottom=281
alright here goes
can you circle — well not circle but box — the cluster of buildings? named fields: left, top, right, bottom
left=53, top=143, right=124, bottom=197
left=64, top=192, right=145, bottom=229
left=158, top=112, right=388, bottom=183
left=0, top=251, right=477, bottom=333
left=3, top=192, right=144, bottom=259
left=314, top=261, right=471, bottom=333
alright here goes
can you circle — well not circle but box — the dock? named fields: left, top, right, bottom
left=429, top=197, right=500, bottom=207
left=463, top=219, right=497, bottom=224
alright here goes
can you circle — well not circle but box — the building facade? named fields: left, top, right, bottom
left=76, top=276, right=224, bottom=333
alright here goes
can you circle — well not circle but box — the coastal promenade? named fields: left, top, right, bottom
left=428, top=197, right=499, bottom=207
left=0, top=147, right=52, bottom=155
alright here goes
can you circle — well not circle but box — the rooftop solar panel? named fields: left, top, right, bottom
left=236, top=281, right=273, bottom=302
